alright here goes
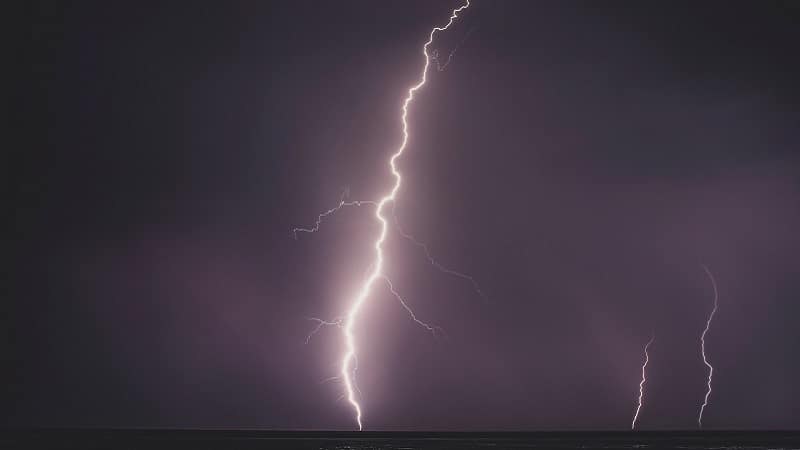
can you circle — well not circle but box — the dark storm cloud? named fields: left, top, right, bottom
left=9, top=0, right=799, bottom=430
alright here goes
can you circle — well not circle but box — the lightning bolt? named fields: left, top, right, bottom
left=294, top=197, right=487, bottom=303
left=305, top=276, right=443, bottom=344
left=305, top=317, right=342, bottom=345
left=698, top=264, right=719, bottom=427
left=631, top=333, right=654, bottom=430
left=340, top=1, right=471, bottom=430
left=381, top=275, right=445, bottom=338
left=295, top=1, right=472, bottom=430
left=391, top=207, right=487, bottom=302
left=292, top=189, right=376, bottom=240
left=431, top=26, right=477, bottom=72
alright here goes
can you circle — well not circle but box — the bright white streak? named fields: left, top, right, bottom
left=698, top=264, right=719, bottom=427
left=340, top=1, right=471, bottom=430
left=632, top=333, right=654, bottom=430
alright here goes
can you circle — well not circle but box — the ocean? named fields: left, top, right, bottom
left=3, top=430, right=798, bottom=450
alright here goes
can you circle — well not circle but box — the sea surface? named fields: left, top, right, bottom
left=2, top=430, right=798, bottom=450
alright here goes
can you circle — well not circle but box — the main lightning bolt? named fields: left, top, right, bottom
left=296, top=1, right=472, bottom=430
left=698, top=264, right=719, bottom=427
left=340, top=1, right=471, bottom=430
left=631, top=333, right=654, bottom=430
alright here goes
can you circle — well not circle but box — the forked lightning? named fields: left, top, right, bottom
left=294, top=1, right=473, bottom=430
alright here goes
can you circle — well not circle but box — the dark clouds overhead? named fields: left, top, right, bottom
left=9, top=0, right=800, bottom=430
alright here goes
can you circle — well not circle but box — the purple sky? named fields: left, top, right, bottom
left=10, top=0, right=800, bottom=430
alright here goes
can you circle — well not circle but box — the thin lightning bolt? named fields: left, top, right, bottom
left=431, top=26, right=477, bottom=72
left=292, top=190, right=376, bottom=240
left=632, top=333, right=654, bottom=430
left=295, top=1, right=472, bottom=430
left=305, top=317, right=342, bottom=345
left=391, top=207, right=487, bottom=302
left=381, top=275, right=445, bottom=338
left=698, top=264, right=719, bottom=428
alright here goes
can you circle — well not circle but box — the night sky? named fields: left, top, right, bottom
left=10, top=0, right=800, bottom=430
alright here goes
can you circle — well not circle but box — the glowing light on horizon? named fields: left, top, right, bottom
left=632, top=333, right=654, bottom=430
left=698, top=264, right=719, bottom=427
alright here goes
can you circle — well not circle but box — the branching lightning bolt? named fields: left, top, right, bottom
left=381, top=275, right=445, bottom=338
left=294, top=198, right=487, bottom=303
left=292, top=190, right=376, bottom=239
left=431, top=26, right=477, bottom=72
left=305, top=317, right=342, bottom=345
left=341, top=1, right=471, bottom=429
left=305, top=276, right=443, bottom=344
left=698, top=264, right=719, bottom=428
left=632, top=333, right=654, bottom=430
left=391, top=207, right=488, bottom=302
left=295, top=1, right=472, bottom=430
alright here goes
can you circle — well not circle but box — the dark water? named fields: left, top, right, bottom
left=3, top=430, right=798, bottom=450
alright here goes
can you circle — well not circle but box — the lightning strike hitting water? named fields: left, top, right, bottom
left=698, top=264, right=719, bottom=427
left=295, top=1, right=472, bottom=430
left=632, top=333, right=655, bottom=430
